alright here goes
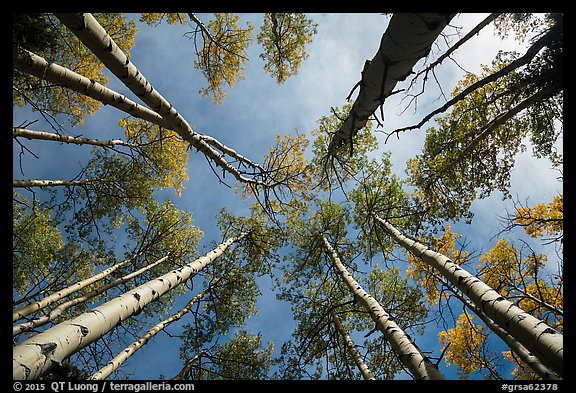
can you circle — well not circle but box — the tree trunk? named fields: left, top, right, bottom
left=329, top=307, right=376, bottom=380
left=430, top=271, right=560, bottom=380
left=13, top=127, right=137, bottom=149
left=13, top=47, right=172, bottom=129
left=89, top=278, right=219, bottom=380
left=320, top=234, right=444, bottom=380
left=13, top=255, right=170, bottom=336
left=13, top=178, right=112, bottom=188
left=13, top=234, right=246, bottom=380
left=13, top=252, right=141, bottom=323
left=327, top=13, right=455, bottom=156
left=54, top=13, right=268, bottom=189
left=372, top=213, right=563, bottom=376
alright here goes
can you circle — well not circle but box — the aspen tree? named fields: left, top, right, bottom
left=13, top=128, right=138, bottom=149
left=89, top=279, right=220, bottom=380
left=257, top=13, right=318, bottom=84
left=13, top=13, right=136, bottom=126
left=403, top=226, right=560, bottom=379
left=13, top=178, right=113, bottom=188
left=172, top=350, right=207, bottom=380
left=320, top=234, right=444, bottom=380
left=13, top=124, right=189, bottom=197
left=13, top=48, right=170, bottom=129
left=372, top=214, right=563, bottom=376
left=13, top=233, right=246, bottom=380
left=432, top=270, right=560, bottom=380
left=13, top=252, right=141, bottom=322
left=13, top=255, right=170, bottom=336
left=13, top=44, right=266, bottom=190
left=54, top=13, right=269, bottom=189
left=327, top=13, right=455, bottom=156
left=280, top=200, right=429, bottom=379
left=141, top=13, right=254, bottom=104
left=329, top=307, right=375, bottom=380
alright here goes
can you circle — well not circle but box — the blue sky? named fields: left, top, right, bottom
left=13, top=13, right=562, bottom=380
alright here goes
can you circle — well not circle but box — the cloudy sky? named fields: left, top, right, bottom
left=13, top=13, right=562, bottom=380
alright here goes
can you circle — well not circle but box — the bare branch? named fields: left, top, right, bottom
left=386, top=25, right=555, bottom=141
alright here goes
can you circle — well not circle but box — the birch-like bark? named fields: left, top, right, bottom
left=329, top=307, right=376, bottom=380
left=198, top=134, right=266, bottom=173
left=430, top=271, right=560, bottom=380
left=13, top=233, right=246, bottom=380
left=320, top=234, right=445, bottom=380
left=13, top=128, right=138, bottom=149
left=172, top=350, right=208, bottom=380
left=54, top=13, right=268, bottom=188
left=13, top=178, right=113, bottom=188
left=13, top=255, right=170, bottom=336
left=327, top=13, right=455, bottom=156
left=372, top=213, right=563, bottom=376
left=89, top=278, right=219, bottom=380
left=13, top=47, right=172, bottom=129
left=13, top=253, right=141, bottom=322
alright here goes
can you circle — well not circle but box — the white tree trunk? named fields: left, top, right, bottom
left=328, top=13, right=455, bottom=155
left=14, top=127, right=266, bottom=178
left=54, top=13, right=193, bottom=134
left=431, top=271, right=560, bottom=380
left=13, top=255, right=170, bottom=336
left=13, top=234, right=246, bottom=380
left=329, top=307, right=376, bottom=380
left=13, top=47, right=172, bottom=129
left=89, top=278, right=219, bottom=380
left=13, top=178, right=112, bottom=188
left=320, top=234, right=445, bottom=380
left=13, top=128, right=137, bottom=149
left=13, top=252, right=140, bottom=323
left=373, top=213, right=563, bottom=376
left=55, top=13, right=268, bottom=188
